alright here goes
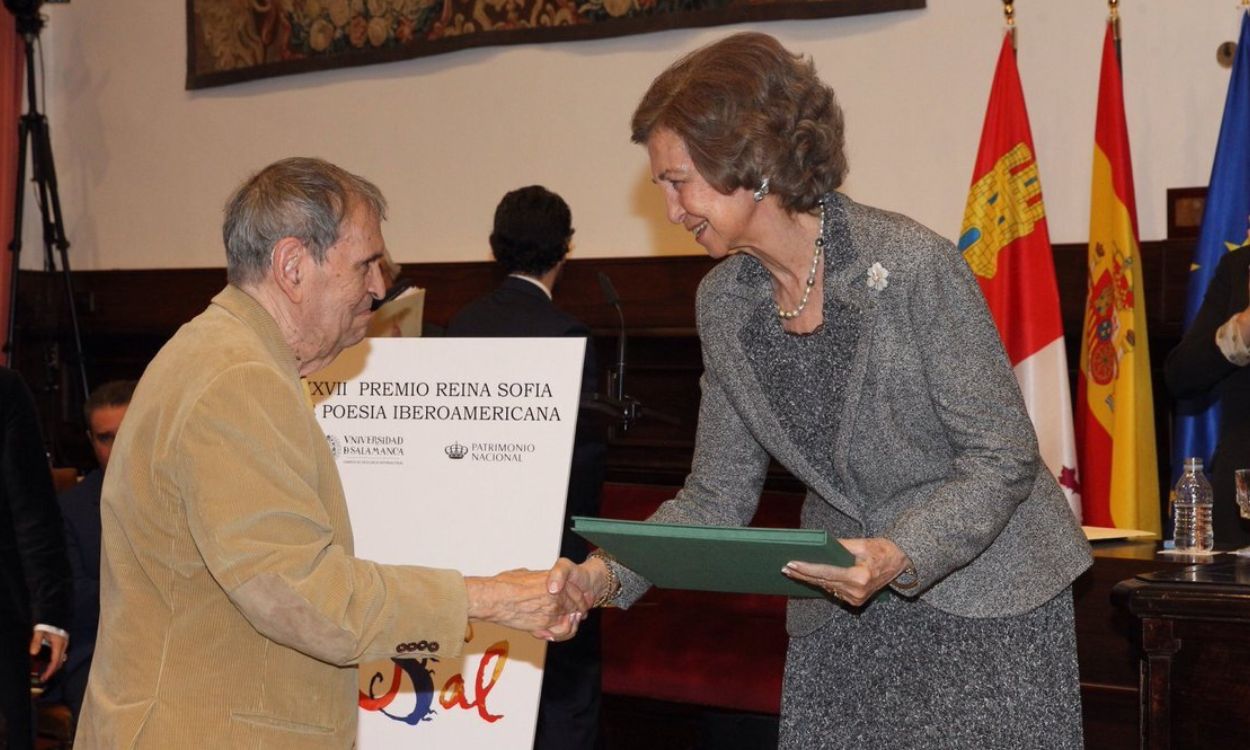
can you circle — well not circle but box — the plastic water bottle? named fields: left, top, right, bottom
left=1173, top=457, right=1214, bottom=552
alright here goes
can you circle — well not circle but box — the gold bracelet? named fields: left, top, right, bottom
left=588, top=550, right=621, bottom=608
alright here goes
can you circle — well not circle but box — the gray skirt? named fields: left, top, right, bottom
left=779, top=587, right=1082, bottom=749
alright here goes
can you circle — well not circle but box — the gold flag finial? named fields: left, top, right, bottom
left=1109, top=0, right=1120, bottom=42
left=1002, top=0, right=1016, bottom=49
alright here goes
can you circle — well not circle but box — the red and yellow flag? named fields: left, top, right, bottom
left=1076, top=22, right=1160, bottom=534
left=959, top=32, right=1080, bottom=518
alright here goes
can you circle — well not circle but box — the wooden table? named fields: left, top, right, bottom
left=1074, top=541, right=1206, bottom=749
left=1113, top=555, right=1250, bottom=750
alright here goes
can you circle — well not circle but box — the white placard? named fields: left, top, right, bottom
left=309, top=337, right=585, bottom=748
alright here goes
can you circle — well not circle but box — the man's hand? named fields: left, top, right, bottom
left=30, top=629, right=69, bottom=683
left=1233, top=275, right=1250, bottom=343
left=465, top=559, right=590, bottom=641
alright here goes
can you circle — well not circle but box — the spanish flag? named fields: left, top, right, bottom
left=1076, top=21, right=1160, bottom=534
left=959, top=32, right=1080, bottom=518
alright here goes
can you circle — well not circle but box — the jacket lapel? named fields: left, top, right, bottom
left=820, top=195, right=886, bottom=499
left=701, top=195, right=880, bottom=522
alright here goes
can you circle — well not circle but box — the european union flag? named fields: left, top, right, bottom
left=1173, top=12, right=1250, bottom=480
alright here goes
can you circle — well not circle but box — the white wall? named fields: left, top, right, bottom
left=16, top=1, right=1242, bottom=270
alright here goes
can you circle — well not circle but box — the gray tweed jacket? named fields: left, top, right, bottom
left=613, top=194, right=1091, bottom=635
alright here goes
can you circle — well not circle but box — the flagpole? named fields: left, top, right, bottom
left=1109, top=0, right=1121, bottom=65
left=1001, top=0, right=1015, bottom=50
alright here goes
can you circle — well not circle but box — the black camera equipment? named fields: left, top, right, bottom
left=4, top=0, right=89, bottom=422
left=4, top=1, right=41, bottom=23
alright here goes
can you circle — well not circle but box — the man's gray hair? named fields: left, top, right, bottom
left=223, top=157, right=388, bottom=285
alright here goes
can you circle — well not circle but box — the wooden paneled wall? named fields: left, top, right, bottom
left=12, top=239, right=1197, bottom=506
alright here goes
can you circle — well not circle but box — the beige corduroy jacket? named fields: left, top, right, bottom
left=76, top=286, right=469, bottom=749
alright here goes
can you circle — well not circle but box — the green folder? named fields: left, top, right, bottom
left=572, top=517, right=853, bottom=598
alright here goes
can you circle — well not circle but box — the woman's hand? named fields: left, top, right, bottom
left=465, top=559, right=590, bottom=642
left=570, top=553, right=614, bottom=606
left=782, top=537, right=912, bottom=606
left=528, top=554, right=615, bottom=641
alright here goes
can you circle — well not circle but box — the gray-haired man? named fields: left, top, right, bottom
left=76, top=158, right=590, bottom=749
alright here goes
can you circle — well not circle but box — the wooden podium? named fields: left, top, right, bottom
left=1113, top=556, right=1250, bottom=749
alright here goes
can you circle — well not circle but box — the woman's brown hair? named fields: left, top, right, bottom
left=631, top=32, right=847, bottom=214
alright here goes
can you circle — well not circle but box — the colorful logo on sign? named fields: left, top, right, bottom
left=359, top=640, right=511, bottom=727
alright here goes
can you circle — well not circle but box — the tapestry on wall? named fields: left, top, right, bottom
left=186, top=0, right=924, bottom=89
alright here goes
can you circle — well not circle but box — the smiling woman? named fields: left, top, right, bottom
left=632, top=35, right=848, bottom=332
left=571, top=31, right=1094, bottom=750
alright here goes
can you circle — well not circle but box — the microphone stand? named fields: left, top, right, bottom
left=599, top=273, right=628, bottom=404
left=580, top=272, right=678, bottom=432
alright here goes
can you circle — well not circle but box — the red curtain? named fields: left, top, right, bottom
left=0, top=12, right=25, bottom=365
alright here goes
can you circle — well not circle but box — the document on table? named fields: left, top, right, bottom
left=1081, top=525, right=1157, bottom=542
left=572, top=517, right=853, bottom=598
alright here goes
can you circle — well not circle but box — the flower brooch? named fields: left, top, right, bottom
left=866, top=262, right=890, bottom=292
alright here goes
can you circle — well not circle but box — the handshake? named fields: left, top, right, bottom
left=464, top=557, right=610, bottom=642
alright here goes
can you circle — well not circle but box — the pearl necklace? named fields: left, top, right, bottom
left=776, top=201, right=826, bottom=320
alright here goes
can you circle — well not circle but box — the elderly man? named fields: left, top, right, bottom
left=75, top=158, right=588, bottom=749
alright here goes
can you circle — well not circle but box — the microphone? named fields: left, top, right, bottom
left=597, top=271, right=619, bottom=306
left=581, top=273, right=679, bottom=432
left=597, top=272, right=627, bottom=402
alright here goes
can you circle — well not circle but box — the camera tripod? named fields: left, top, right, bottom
left=5, top=6, right=89, bottom=417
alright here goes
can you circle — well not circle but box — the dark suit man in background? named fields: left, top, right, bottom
left=0, top=367, right=71, bottom=750
left=41, top=380, right=135, bottom=721
left=1165, top=243, right=1250, bottom=546
left=448, top=186, right=607, bottom=750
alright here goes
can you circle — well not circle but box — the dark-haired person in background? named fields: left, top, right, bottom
left=0, top=367, right=71, bottom=750
left=41, top=380, right=136, bottom=722
left=447, top=186, right=606, bottom=750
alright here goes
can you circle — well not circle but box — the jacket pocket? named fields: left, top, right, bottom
left=230, top=711, right=335, bottom=735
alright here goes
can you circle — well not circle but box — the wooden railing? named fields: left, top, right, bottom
left=12, top=239, right=1196, bottom=498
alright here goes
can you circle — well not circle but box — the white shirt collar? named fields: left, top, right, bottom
left=509, top=273, right=552, bottom=300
